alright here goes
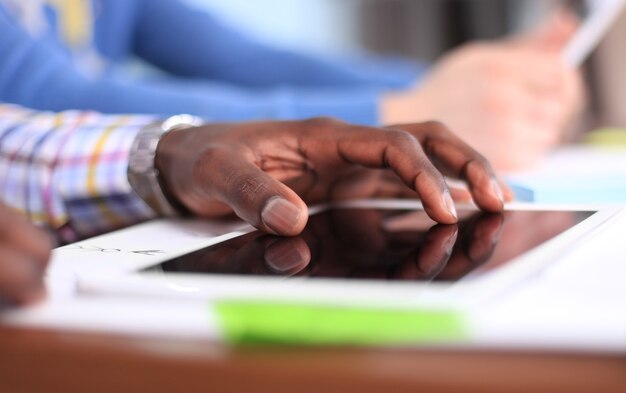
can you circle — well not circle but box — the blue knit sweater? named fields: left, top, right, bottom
left=0, top=0, right=425, bottom=125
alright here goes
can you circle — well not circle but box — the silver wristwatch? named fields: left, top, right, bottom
left=127, top=114, right=203, bottom=216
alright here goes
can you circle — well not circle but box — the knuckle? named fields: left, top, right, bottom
left=472, top=153, right=491, bottom=169
left=416, top=121, right=457, bottom=153
left=463, top=154, right=493, bottom=179
left=304, top=117, right=343, bottom=130
left=386, top=129, right=419, bottom=147
left=230, top=172, right=270, bottom=204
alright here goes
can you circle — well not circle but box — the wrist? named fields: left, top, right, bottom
left=153, top=126, right=195, bottom=206
left=128, top=115, right=202, bottom=216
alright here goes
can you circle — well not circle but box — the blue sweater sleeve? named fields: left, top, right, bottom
left=0, top=3, right=422, bottom=125
left=132, top=0, right=424, bottom=91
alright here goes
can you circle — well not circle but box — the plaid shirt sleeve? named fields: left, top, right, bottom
left=0, top=103, right=159, bottom=243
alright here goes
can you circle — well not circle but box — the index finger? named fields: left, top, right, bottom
left=313, top=123, right=459, bottom=224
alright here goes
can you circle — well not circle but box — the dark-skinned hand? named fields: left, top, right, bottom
left=156, top=118, right=513, bottom=236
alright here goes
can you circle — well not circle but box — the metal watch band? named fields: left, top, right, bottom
left=127, top=114, right=203, bottom=217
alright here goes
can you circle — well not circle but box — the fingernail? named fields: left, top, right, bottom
left=443, top=191, right=458, bottom=221
left=262, top=197, right=302, bottom=235
left=490, top=179, right=505, bottom=206
left=265, top=241, right=310, bottom=274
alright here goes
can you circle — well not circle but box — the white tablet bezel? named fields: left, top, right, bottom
left=59, top=200, right=623, bottom=308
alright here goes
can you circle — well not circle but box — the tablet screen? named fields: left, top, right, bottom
left=141, top=209, right=594, bottom=283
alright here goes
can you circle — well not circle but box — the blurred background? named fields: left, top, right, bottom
left=183, top=0, right=626, bottom=130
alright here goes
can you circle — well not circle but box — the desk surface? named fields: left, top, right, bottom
left=5, top=155, right=626, bottom=392
left=1, top=326, right=624, bottom=393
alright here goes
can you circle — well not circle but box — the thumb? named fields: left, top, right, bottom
left=516, top=7, right=579, bottom=51
left=212, top=154, right=309, bottom=236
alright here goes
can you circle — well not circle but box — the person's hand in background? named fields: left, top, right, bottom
left=0, top=203, right=51, bottom=306
left=156, top=118, right=511, bottom=237
left=382, top=9, right=585, bottom=171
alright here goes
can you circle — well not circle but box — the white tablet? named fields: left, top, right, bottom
left=63, top=200, right=622, bottom=308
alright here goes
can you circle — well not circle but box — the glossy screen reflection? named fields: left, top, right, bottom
left=143, top=209, right=595, bottom=282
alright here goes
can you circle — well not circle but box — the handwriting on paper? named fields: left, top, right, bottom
left=67, top=244, right=166, bottom=256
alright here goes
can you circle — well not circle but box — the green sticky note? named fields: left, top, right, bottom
left=215, top=301, right=467, bottom=346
